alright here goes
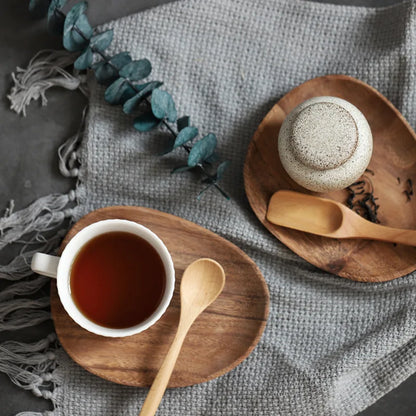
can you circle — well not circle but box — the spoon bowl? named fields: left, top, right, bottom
left=267, top=190, right=416, bottom=246
left=180, top=258, right=226, bottom=318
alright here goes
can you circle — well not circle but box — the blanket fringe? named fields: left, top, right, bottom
left=0, top=187, right=83, bottom=335
left=0, top=232, right=65, bottom=281
left=0, top=276, right=48, bottom=301
left=1, top=50, right=88, bottom=412
left=0, top=187, right=83, bottom=408
left=0, top=334, right=59, bottom=399
left=58, top=106, right=88, bottom=178
left=0, top=297, right=51, bottom=332
left=0, top=191, right=78, bottom=250
left=7, top=49, right=88, bottom=117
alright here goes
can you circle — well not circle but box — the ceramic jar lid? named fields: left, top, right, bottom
left=278, top=96, right=373, bottom=192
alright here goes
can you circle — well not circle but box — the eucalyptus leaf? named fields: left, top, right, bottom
left=63, top=2, right=93, bottom=52
left=118, top=84, right=137, bottom=105
left=48, top=0, right=65, bottom=16
left=90, top=30, right=113, bottom=52
left=177, top=116, right=190, bottom=131
left=104, top=79, right=136, bottom=105
left=133, top=112, right=161, bottom=132
left=205, top=152, right=219, bottom=164
left=29, top=0, right=51, bottom=18
left=72, top=14, right=93, bottom=42
left=123, top=81, right=163, bottom=114
left=171, top=165, right=194, bottom=174
left=104, top=78, right=128, bottom=105
left=110, top=52, right=132, bottom=69
left=173, top=126, right=198, bottom=149
left=74, top=47, right=93, bottom=70
left=119, top=59, right=152, bottom=81
left=47, top=0, right=66, bottom=34
left=64, top=2, right=86, bottom=27
left=92, top=52, right=132, bottom=85
left=159, top=139, right=175, bottom=156
left=151, top=89, right=177, bottom=122
left=92, top=62, right=112, bottom=85
left=215, top=160, right=230, bottom=180
left=187, top=133, right=217, bottom=167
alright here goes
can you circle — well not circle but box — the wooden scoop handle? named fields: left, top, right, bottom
left=354, top=220, right=416, bottom=246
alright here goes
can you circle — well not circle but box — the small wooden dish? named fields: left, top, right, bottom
left=244, top=75, right=416, bottom=282
left=51, top=206, right=269, bottom=387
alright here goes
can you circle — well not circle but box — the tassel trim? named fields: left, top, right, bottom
left=7, top=49, right=88, bottom=117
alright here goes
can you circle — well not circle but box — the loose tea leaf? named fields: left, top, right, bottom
left=90, top=30, right=113, bottom=52
left=346, top=174, right=379, bottom=223
left=173, top=126, right=198, bottom=149
left=188, top=133, right=217, bottom=167
left=151, top=89, right=177, bottom=122
left=63, top=2, right=93, bottom=52
left=133, top=112, right=161, bottom=132
left=404, top=178, right=413, bottom=202
left=74, top=47, right=93, bottom=70
left=119, top=59, right=152, bottom=81
left=123, top=81, right=163, bottom=114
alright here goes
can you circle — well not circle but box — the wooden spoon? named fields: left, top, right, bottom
left=267, top=190, right=416, bottom=246
left=139, top=258, right=226, bottom=416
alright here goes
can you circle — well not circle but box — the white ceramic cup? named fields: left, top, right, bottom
left=31, top=219, right=175, bottom=338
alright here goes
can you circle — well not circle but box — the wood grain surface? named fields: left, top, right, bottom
left=244, top=74, right=416, bottom=282
left=51, top=206, right=269, bottom=387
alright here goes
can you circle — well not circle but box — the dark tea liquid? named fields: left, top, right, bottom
left=70, top=231, right=166, bottom=329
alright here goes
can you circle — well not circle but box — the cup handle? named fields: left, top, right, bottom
left=31, top=253, right=60, bottom=279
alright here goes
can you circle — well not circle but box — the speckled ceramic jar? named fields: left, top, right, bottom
left=278, top=96, right=373, bottom=192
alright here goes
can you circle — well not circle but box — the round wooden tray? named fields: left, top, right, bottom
left=244, top=75, right=416, bottom=282
left=51, top=206, right=269, bottom=387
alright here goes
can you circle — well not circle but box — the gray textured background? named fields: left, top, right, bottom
left=0, top=0, right=414, bottom=415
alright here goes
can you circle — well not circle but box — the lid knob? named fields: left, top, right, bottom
left=290, top=102, right=359, bottom=170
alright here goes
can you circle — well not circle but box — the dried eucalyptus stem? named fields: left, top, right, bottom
left=28, top=0, right=230, bottom=200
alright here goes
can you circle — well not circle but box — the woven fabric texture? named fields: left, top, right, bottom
left=56, top=0, right=416, bottom=414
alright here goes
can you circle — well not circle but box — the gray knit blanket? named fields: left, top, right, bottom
left=2, top=0, right=416, bottom=415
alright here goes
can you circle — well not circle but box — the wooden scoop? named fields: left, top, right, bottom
left=139, top=258, right=225, bottom=416
left=267, top=190, right=416, bottom=246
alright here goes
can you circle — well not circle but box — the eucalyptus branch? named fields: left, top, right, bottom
left=29, top=0, right=230, bottom=200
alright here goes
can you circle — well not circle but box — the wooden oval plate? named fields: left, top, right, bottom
left=244, top=75, right=416, bottom=282
left=51, top=206, right=269, bottom=387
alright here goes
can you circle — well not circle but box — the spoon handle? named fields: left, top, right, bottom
left=139, top=324, right=189, bottom=416
left=357, top=221, right=416, bottom=246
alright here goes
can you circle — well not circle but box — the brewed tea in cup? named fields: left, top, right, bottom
left=31, top=219, right=175, bottom=337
